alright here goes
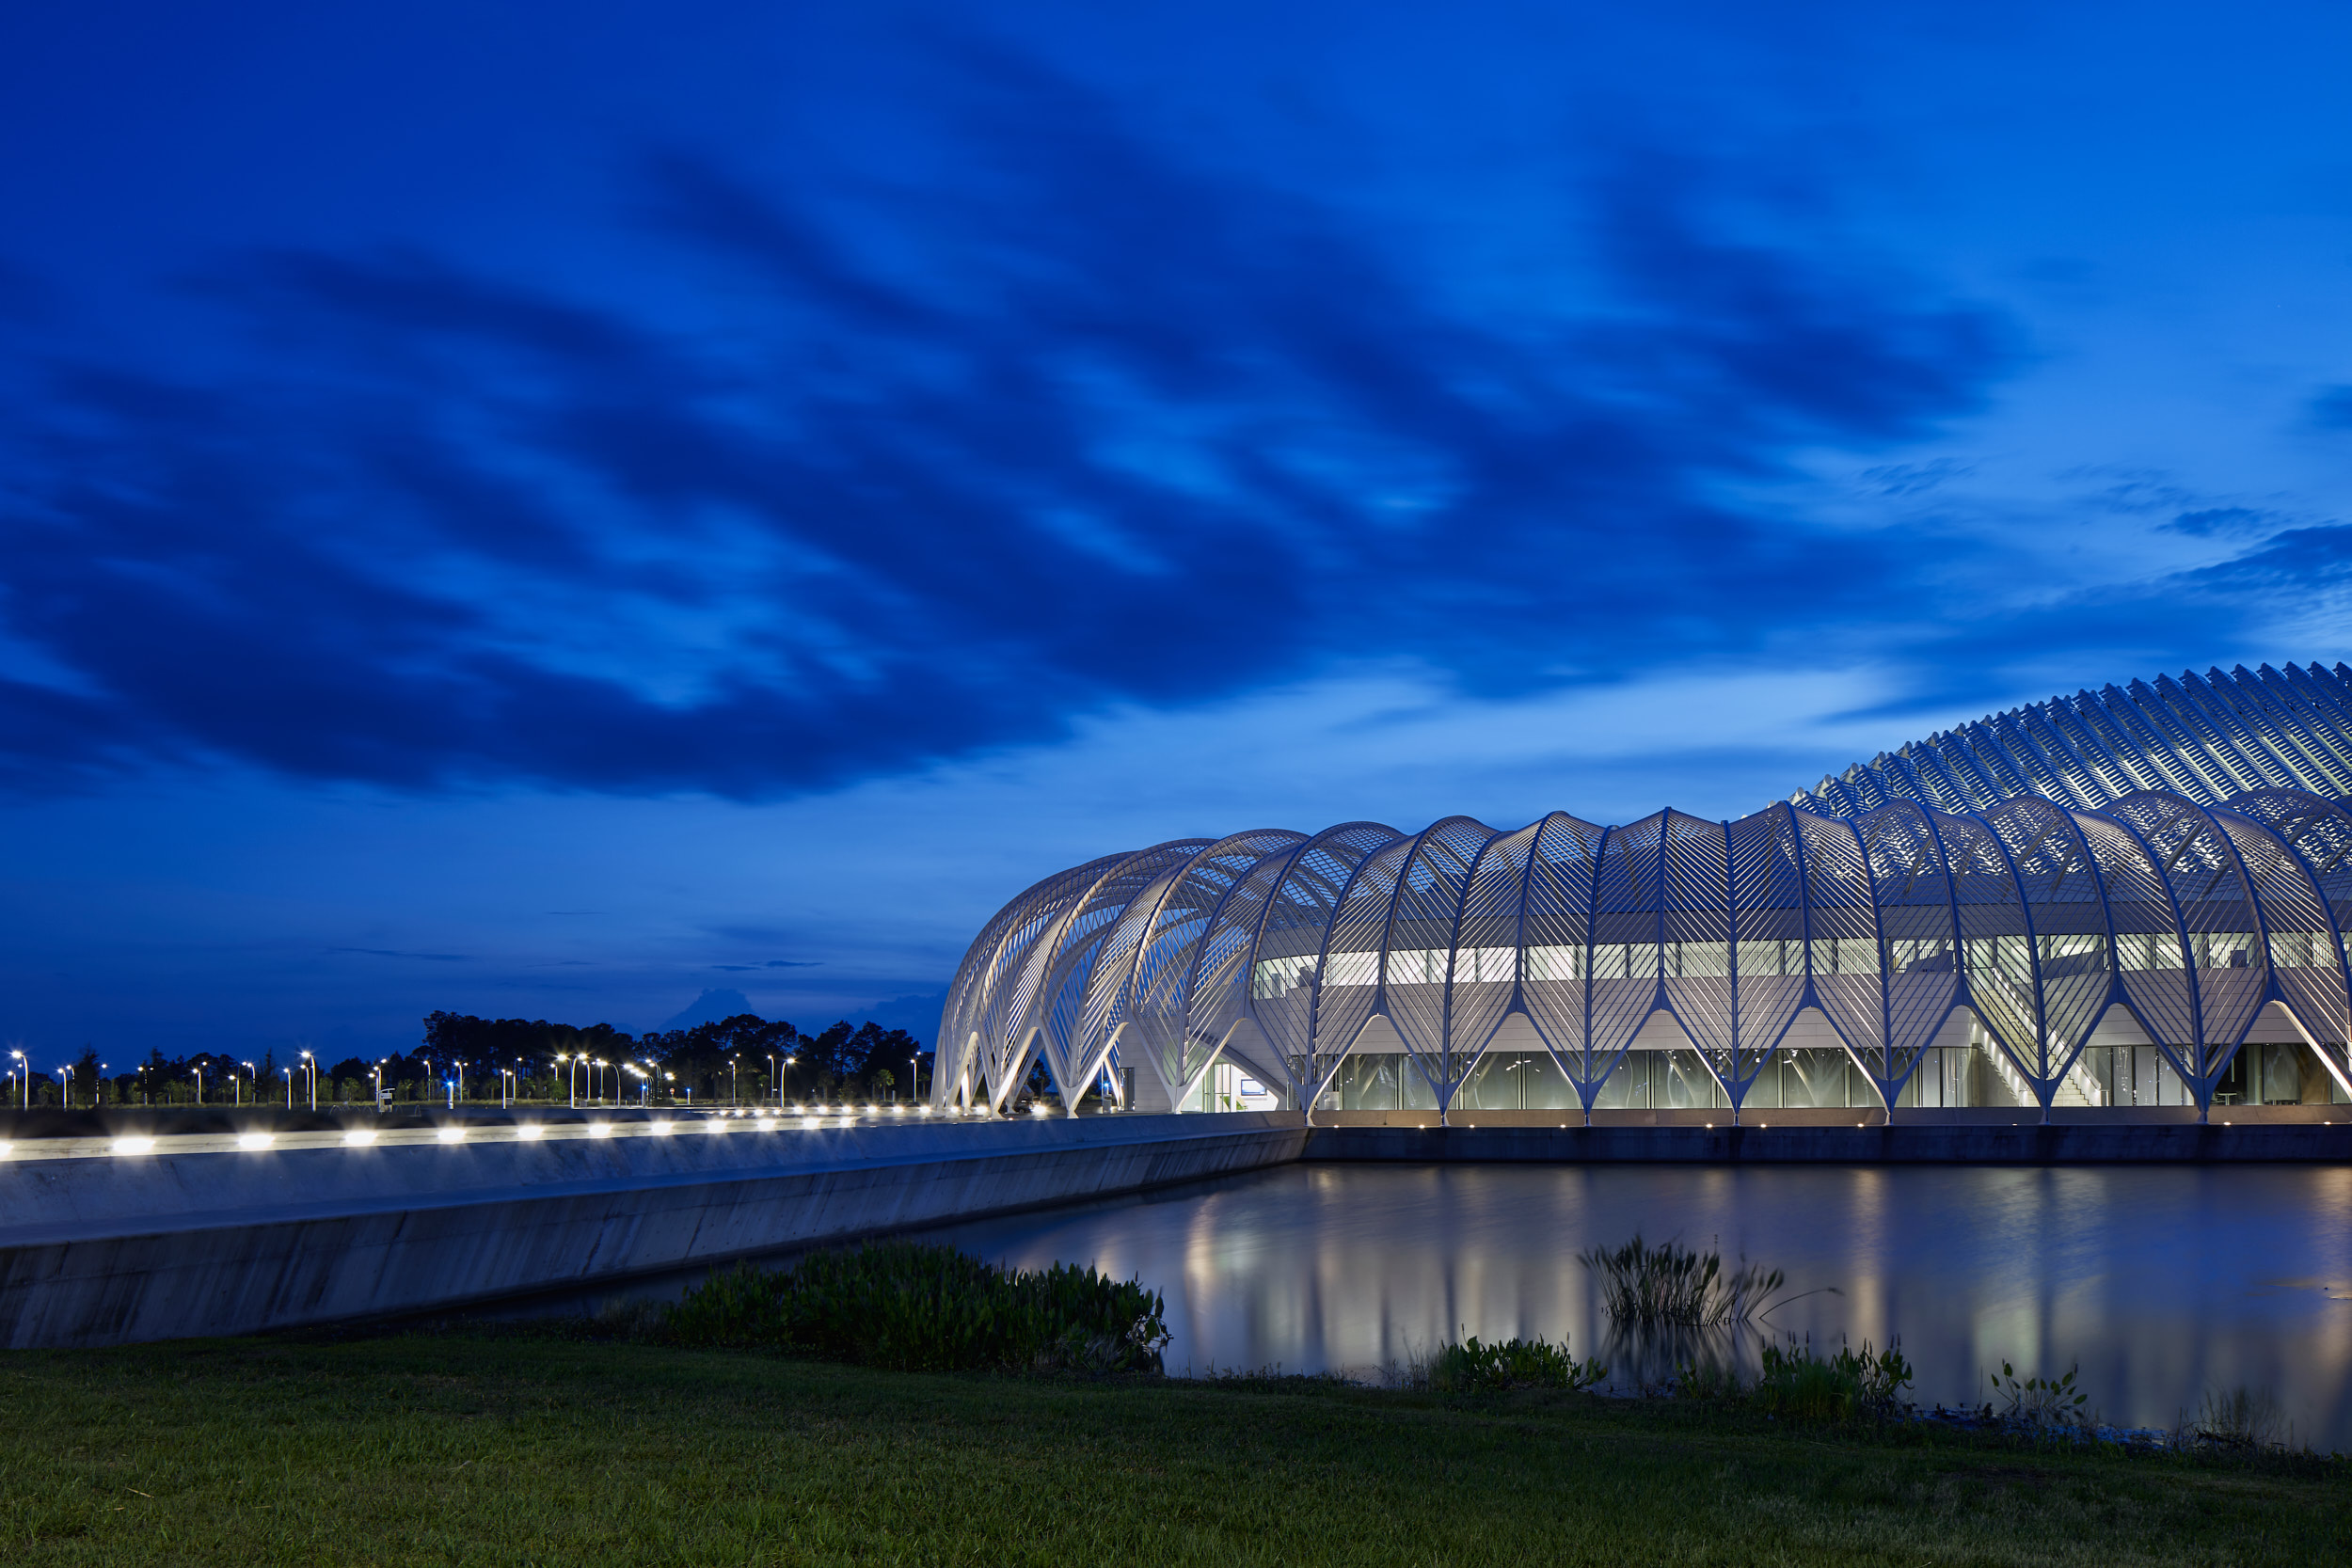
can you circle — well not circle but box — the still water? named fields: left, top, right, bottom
left=913, top=1164, right=2352, bottom=1449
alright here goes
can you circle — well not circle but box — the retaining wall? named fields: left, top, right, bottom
left=0, top=1112, right=1305, bottom=1348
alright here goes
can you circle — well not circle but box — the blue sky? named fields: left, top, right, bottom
left=3, top=2, right=2349, bottom=1062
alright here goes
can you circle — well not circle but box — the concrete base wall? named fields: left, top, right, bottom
left=0, top=1112, right=1305, bottom=1349
left=1311, top=1103, right=2351, bottom=1128
left=1304, top=1121, right=2352, bottom=1164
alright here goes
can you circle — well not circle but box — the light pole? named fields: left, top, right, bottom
left=9, top=1050, right=24, bottom=1110
left=283, top=1066, right=294, bottom=1109
left=58, top=1065, right=72, bottom=1111
left=193, top=1062, right=204, bottom=1105
left=299, top=1051, right=317, bottom=1112
left=239, top=1061, right=255, bottom=1106
left=372, top=1060, right=386, bottom=1110
left=727, top=1056, right=739, bottom=1106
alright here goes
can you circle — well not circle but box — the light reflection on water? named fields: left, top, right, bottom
left=914, top=1164, right=2352, bottom=1449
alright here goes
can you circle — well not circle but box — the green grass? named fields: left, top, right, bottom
left=0, top=1334, right=2342, bottom=1566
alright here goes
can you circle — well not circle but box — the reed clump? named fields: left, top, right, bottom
left=663, top=1241, right=1170, bottom=1375
left=1580, top=1234, right=1785, bottom=1326
left=1430, top=1334, right=1607, bottom=1395
left=1673, top=1336, right=1913, bottom=1424
left=2191, top=1386, right=2291, bottom=1450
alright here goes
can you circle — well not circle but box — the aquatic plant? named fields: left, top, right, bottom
left=1430, top=1334, right=1607, bottom=1394
left=1989, top=1360, right=2090, bottom=1429
left=1750, top=1338, right=1913, bottom=1421
left=1579, top=1234, right=1785, bottom=1326
left=2193, top=1386, right=2290, bottom=1450
left=664, top=1242, right=1170, bottom=1374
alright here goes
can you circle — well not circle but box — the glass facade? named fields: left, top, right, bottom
left=938, top=664, right=2352, bottom=1120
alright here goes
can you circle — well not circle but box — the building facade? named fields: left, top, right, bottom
left=934, top=664, right=2352, bottom=1120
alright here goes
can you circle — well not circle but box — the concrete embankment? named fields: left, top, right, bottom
left=1303, top=1120, right=2352, bottom=1164
left=0, top=1111, right=1304, bottom=1349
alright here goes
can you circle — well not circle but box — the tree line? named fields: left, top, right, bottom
left=6, top=1012, right=930, bottom=1109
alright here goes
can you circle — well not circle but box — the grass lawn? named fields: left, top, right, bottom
left=0, top=1334, right=2342, bottom=1566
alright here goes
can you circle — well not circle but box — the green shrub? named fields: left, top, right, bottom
left=1430, top=1335, right=1606, bottom=1395
left=1578, top=1235, right=1784, bottom=1326
left=1747, top=1338, right=1913, bottom=1423
left=664, top=1243, right=1170, bottom=1375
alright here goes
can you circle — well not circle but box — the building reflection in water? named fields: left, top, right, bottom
left=922, top=1164, right=2352, bottom=1449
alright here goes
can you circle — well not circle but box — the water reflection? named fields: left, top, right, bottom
left=915, top=1164, right=2352, bottom=1449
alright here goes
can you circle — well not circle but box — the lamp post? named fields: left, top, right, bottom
left=299, top=1051, right=317, bottom=1112
left=371, top=1060, right=385, bottom=1111
left=239, top=1060, right=255, bottom=1106
left=58, top=1065, right=72, bottom=1111
left=283, top=1066, right=294, bottom=1109
left=193, top=1061, right=204, bottom=1106
left=8, top=1050, right=24, bottom=1110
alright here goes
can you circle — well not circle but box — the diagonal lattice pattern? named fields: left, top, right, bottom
left=935, top=667, right=2352, bottom=1119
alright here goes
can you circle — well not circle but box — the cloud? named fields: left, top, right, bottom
left=2162, top=506, right=2277, bottom=537
left=328, top=947, right=469, bottom=961
left=0, top=53, right=2017, bottom=800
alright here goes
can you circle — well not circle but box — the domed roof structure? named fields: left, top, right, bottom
left=934, top=663, right=2352, bottom=1122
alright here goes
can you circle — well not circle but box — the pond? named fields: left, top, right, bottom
left=912, top=1163, right=2352, bottom=1449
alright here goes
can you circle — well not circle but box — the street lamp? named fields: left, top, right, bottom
left=192, top=1061, right=205, bottom=1106
left=282, top=1066, right=294, bottom=1109
left=299, top=1051, right=317, bottom=1112
left=57, top=1065, right=72, bottom=1111
left=8, top=1050, right=24, bottom=1111
left=371, top=1060, right=386, bottom=1110
left=239, top=1060, right=255, bottom=1106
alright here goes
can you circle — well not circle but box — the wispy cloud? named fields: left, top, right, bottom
left=0, top=54, right=2016, bottom=800
left=328, top=947, right=469, bottom=962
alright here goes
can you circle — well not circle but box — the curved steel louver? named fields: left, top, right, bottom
left=1797, top=663, right=2352, bottom=816
left=937, top=668, right=2352, bottom=1120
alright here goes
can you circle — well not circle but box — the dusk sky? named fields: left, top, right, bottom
left=4, top=3, right=2350, bottom=1065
